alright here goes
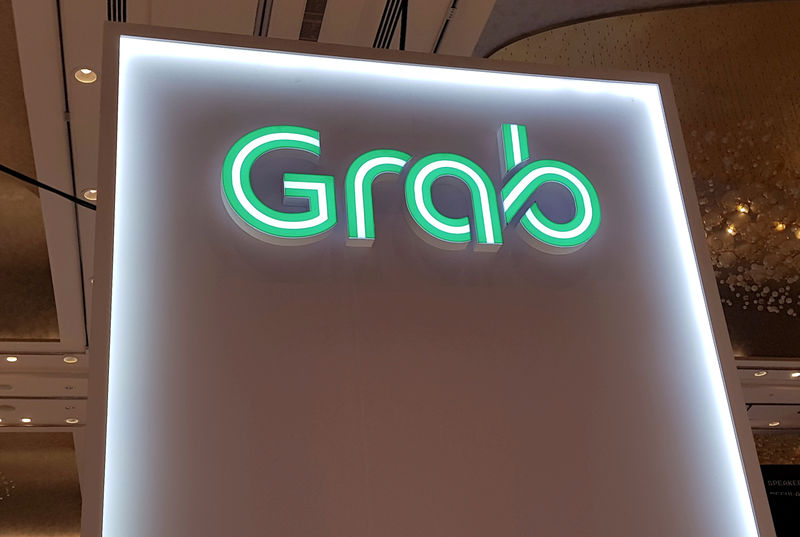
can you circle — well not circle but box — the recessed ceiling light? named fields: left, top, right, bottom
left=0, top=418, right=3, bottom=423
left=63, top=356, right=79, bottom=364
left=74, top=67, right=98, bottom=84
left=774, top=222, right=786, bottom=232
left=753, top=370, right=767, bottom=377
left=736, top=203, right=749, bottom=214
left=65, top=418, right=79, bottom=424
left=82, top=188, right=98, bottom=201
left=768, top=421, right=780, bottom=427
left=20, top=418, right=31, bottom=424
left=791, top=372, right=800, bottom=378
left=5, top=356, right=17, bottom=363
left=726, top=224, right=737, bottom=236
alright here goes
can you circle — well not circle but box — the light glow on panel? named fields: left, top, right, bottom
left=642, top=82, right=759, bottom=537
left=104, top=35, right=761, bottom=537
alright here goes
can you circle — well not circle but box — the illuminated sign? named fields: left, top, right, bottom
left=91, top=31, right=771, bottom=537
left=221, top=123, right=601, bottom=252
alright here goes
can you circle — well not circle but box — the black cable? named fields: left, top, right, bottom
left=56, top=0, right=92, bottom=348
left=0, top=163, right=96, bottom=211
left=399, top=0, right=407, bottom=51
left=433, top=0, right=458, bottom=53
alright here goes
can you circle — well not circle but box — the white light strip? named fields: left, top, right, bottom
left=284, top=180, right=328, bottom=224
left=355, top=156, right=407, bottom=239
left=118, top=36, right=657, bottom=98
left=642, top=84, right=760, bottom=537
left=511, top=124, right=522, bottom=166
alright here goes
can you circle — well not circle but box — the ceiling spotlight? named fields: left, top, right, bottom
left=65, top=418, right=79, bottom=424
left=74, top=67, right=98, bottom=84
left=768, top=421, right=780, bottom=427
left=5, top=356, right=17, bottom=363
left=753, top=370, right=767, bottom=377
left=82, top=188, right=97, bottom=201
left=791, top=372, right=800, bottom=378
left=20, top=418, right=31, bottom=424
left=736, top=203, right=749, bottom=214
left=63, top=356, right=79, bottom=364
left=726, top=224, right=737, bottom=236
left=774, top=222, right=786, bottom=232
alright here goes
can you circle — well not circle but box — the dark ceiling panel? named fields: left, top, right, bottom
left=0, top=0, right=59, bottom=342
left=0, top=433, right=81, bottom=537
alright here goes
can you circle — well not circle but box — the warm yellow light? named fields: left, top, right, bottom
left=753, top=370, right=767, bottom=377
left=768, top=421, right=780, bottom=427
left=726, top=224, right=737, bottom=236
left=791, top=372, right=800, bottom=378
left=20, top=417, right=31, bottom=423
left=82, top=188, right=97, bottom=201
left=795, top=229, right=800, bottom=240
left=63, top=356, right=79, bottom=364
left=736, top=203, right=749, bottom=214
left=74, top=67, right=98, bottom=84
left=65, top=418, right=79, bottom=424
left=774, top=222, right=786, bottom=231
left=5, top=356, right=17, bottom=363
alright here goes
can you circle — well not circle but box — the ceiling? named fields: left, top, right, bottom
left=0, top=433, right=81, bottom=537
left=0, top=0, right=58, bottom=342
left=1, top=0, right=799, bottom=533
left=491, top=1, right=800, bottom=358
left=474, top=0, right=781, bottom=57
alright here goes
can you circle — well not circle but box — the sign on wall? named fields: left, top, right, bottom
left=220, top=122, right=601, bottom=251
left=87, top=28, right=773, bottom=537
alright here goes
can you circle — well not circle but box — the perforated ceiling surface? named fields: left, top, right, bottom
left=492, top=1, right=800, bottom=356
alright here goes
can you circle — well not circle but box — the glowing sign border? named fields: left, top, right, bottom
left=86, top=27, right=772, bottom=537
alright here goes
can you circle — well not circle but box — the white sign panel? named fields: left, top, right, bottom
left=86, top=27, right=773, bottom=537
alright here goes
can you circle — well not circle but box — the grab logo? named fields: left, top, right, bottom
left=221, top=123, right=601, bottom=253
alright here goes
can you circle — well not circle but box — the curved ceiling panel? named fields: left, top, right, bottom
left=475, top=0, right=764, bottom=57
left=492, top=1, right=800, bottom=356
